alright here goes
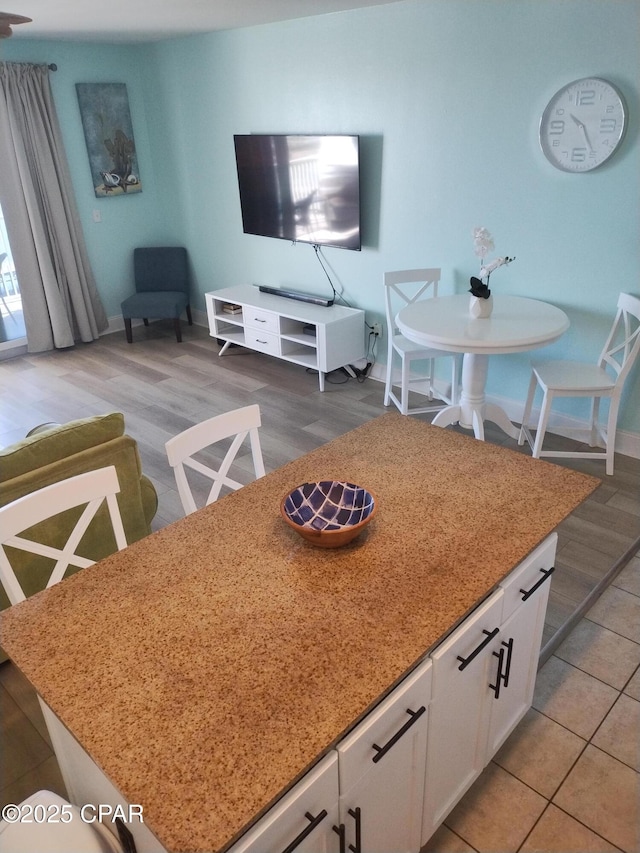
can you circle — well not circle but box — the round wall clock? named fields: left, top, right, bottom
left=539, top=77, right=627, bottom=172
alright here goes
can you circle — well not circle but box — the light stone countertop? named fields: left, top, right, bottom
left=0, top=414, right=599, bottom=853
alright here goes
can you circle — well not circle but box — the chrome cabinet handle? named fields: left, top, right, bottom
left=457, top=628, right=499, bottom=671
left=281, top=810, right=328, bottom=853
left=372, top=706, right=426, bottom=763
left=520, top=566, right=555, bottom=601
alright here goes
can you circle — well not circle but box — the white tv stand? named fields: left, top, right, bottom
left=205, top=285, right=365, bottom=391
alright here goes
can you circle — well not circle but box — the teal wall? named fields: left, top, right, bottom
left=2, top=0, right=639, bottom=434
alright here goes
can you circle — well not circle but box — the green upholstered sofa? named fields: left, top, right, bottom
left=0, top=412, right=158, bottom=662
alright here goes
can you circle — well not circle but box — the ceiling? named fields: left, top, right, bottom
left=2, top=0, right=406, bottom=43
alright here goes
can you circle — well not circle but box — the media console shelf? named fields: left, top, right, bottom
left=205, top=285, right=365, bottom=391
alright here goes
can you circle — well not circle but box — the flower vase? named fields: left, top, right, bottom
left=469, top=294, right=493, bottom=319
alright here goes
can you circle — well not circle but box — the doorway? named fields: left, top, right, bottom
left=0, top=201, right=26, bottom=348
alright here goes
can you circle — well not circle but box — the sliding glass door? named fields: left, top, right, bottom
left=0, top=201, right=26, bottom=348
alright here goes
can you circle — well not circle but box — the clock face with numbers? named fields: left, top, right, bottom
left=539, top=78, right=627, bottom=172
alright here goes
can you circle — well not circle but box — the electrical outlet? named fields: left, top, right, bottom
left=372, top=322, right=382, bottom=337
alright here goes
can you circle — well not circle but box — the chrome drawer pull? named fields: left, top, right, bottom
left=520, top=566, right=555, bottom=601
left=372, top=706, right=426, bottom=763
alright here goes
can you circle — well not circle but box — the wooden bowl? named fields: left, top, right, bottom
left=280, top=480, right=377, bottom=548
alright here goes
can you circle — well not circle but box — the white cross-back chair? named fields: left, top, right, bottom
left=383, top=268, right=460, bottom=415
left=0, top=465, right=128, bottom=605
left=165, top=404, right=266, bottom=516
left=518, top=292, right=640, bottom=475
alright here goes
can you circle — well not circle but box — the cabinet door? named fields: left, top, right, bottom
left=228, top=753, right=340, bottom=853
left=486, top=535, right=556, bottom=756
left=422, top=589, right=504, bottom=844
left=337, top=659, right=432, bottom=853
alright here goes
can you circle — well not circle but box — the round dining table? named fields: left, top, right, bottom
left=396, top=294, right=570, bottom=440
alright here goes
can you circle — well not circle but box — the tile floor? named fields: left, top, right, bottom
left=423, top=553, right=639, bottom=853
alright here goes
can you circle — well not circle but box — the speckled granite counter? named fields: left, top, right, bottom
left=0, top=414, right=598, bottom=853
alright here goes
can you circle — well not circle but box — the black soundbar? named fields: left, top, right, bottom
left=257, top=284, right=334, bottom=307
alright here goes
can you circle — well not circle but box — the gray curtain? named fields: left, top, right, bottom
left=0, top=62, right=107, bottom=352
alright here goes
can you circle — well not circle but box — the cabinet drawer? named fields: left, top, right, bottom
left=499, top=534, right=557, bottom=622
left=244, top=308, right=280, bottom=334
left=337, top=658, right=431, bottom=795
left=245, top=328, right=280, bottom=356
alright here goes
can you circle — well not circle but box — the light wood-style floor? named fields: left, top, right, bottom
left=1, top=321, right=638, bottom=851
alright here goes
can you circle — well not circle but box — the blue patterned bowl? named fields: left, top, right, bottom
left=280, top=480, right=377, bottom=548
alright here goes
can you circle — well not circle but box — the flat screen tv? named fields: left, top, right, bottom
left=234, top=134, right=361, bottom=251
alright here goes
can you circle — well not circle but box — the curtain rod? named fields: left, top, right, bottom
left=0, top=62, right=57, bottom=70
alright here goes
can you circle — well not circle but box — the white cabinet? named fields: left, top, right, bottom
left=486, top=535, right=556, bottom=756
left=205, top=285, right=365, bottom=391
left=421, top=534, right=557, bottom=844
left=336, top=659, right=432, bottom=853
left=228, top=753, right=340, bottom=853
left=422, top=589, right=504, bottom=841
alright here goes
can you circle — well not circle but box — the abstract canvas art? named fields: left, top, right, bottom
left=76, top=83, right=142, bottom=197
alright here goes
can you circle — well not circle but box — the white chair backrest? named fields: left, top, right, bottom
left=0, top=466, right=127, bottom=606
left=165, top=404, right=266, bottom=516
left=598, top=292, right=640, bottom=386
left=384, top=268, right=441, bottom=334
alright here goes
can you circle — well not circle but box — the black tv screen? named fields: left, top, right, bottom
left=234, top=134, right=361, bottom=251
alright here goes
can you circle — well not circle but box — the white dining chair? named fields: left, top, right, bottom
left=383, top=268, right=460, bottom=415
left=0, top=465, right=128, bottom=605
left=518, top=292, right=640, bottom=475
left=165, top=404, right=266, bottom=516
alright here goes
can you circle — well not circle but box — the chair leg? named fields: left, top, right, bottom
left=186, top=304, right=193, bottom=326
left=605, top=398, right=619, bottom=476
left=518, top=373, right=537, bottom=446
left=383, top=347, right=393, bottom=407
left=450, top=357, right=459, bottom=405
left=532, top=389, right=552, bottom=459
left=426, top=358, right=434, bottom=400
left=124, top=318, right=133, bottom=344
left=174, top=318, right=182, bottom=343
left=400, top=355, right=410, bottom=415
left=589, top=397, right=600, bottom=446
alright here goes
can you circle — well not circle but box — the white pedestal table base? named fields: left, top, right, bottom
left=431, top=353, right=520, bottom=441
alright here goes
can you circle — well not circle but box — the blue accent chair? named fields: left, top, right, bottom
left=121, top=247, right=192, bottom=343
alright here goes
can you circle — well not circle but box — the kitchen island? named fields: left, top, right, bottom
left=0, top=414, right=598, bottom=852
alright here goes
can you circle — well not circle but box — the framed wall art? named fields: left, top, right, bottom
left=76, top=82, right=142, bottom=197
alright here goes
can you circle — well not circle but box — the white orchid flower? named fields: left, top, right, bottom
left=472, top=226, right=495, bottom=259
